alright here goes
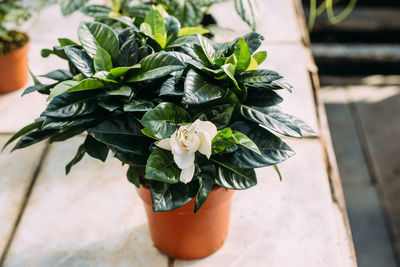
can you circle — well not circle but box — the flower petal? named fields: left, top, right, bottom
left=156, top=138, right=171, bottom=150
left=197, top=130, right=212, bottom=158
left=174, top=152, right=195, bottom=169
left=180, top=164, right=195, bottom=184
left=193, top=120, right=217, bottom=139
left=170, top=134, right=185, bottom=155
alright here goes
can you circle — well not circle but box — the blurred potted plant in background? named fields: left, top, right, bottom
left=59, top=0, right=257, bottom=31
left=4, top=8, right=314, bottom=260
left=0, top=0, right=48, bottom=93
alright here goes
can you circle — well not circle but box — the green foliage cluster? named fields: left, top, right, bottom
left=4, top=9, right=314, bottom=213
left=59, top=0, right=257, bottom=31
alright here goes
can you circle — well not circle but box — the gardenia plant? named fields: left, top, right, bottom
left=4, top=9, right=314, bottom=213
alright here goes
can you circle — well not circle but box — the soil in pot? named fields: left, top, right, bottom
left=137, top=186, right=234, bottom=260
left=0, top=31, right=30, bottom=94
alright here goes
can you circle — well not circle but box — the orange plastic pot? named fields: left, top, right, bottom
left=0, top=41, right=29, bottom=94
left=137, top=186, right=234, bottom=260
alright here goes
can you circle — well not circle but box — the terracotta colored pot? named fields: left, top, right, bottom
left=0, top=41, right=29, bottom=94
left=137, top=186, right=234, bottom=260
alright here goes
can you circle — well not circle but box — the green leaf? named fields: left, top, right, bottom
left=195, top=104, right=234, bottom=129
left=245, top=87, right=283, bottom=107
left=166, top=35, right=199, bottom=48
left=126, top=52, right=186, bottom=82
left=93, top=71, right=118, bottom=83
left=127, top=165, right=143, bottom=188
left=42, top=92, right=98, bottom=118
left=150, top=180, right=199, bottom=212
left=233, top=38, right=251, bottom=73
left=178, top=27, right=209, bottom=36
left=107, top=85, right=132, bottom=97
left=42, top=117, right=96, bottom=130
left=65, top=47, right=95, bottom=78
left=212, top=160, right=257, bottom=190
left=40, top=69, right=73, bottom=81
left=118, top=38, right=139, bottom=67
left=145, top=149, right=180, bottom=184
left=273, top=164, right=282, bottom=181
left=94, top=47, right=112, bottom=72
left=48, top=79, right=104, bottom=100
left=90, top=115, right=152, bottom=155
left=232, top=130, right=261, bottom=154
left=109, top=65, right=140, bottom=78
left=253, top=51, right=267, bottom=65
left=61, top=0, right=89, bottom=16
left=212, top=128, right=236, bottom=154
left=144, top=9, right=167, bottom=48
left=183, top=70, right=225, bottom=105
left=234, top=0, right=257, bottom=31
left=58, top=38, right=78, bottom=47
left=240, top=105, right=301, bottom=137
left=159, top=76, right=182, bottom=96
left=141, top=128, right=159, bottom=140
left=11, top=129, right=57, bottom=152
left=215, top=121, right=295, bottom=168
left=170, top=0, right=203, bottom=27
left=141, top=102, right=191, bottom=139
left=123, top=100, right=154, bottom=112
left=194, top=160, right=215, bottom=213
left=197, top=34, right=216, bottom=65
left=84, top=134, right=108, bottom=162
left=66, top=144, right=86, bottom=174
left=221, top=64, right=239, bottom=89
left=81, top=4, right=113, bottom=18
left=238, top=69, right=292, bottom=91
left=164, top=16, right=180, bottom=42
left=2, top=119, right=44, bottom=151
left=78, top=22, right=119, bottom=59
left=22, top=84, right=54, bottom=96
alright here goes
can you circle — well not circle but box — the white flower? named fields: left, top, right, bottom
left=156, top=120, right=217, bottom=184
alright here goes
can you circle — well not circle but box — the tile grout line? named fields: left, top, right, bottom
left=0, top=143, right=50, bottom=267
left=345, top=88, right=400, bottom=265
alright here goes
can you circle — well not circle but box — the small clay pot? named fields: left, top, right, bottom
left=137, top=186, right=234, bottom=260
left=0, top=41, right=29, bottom=94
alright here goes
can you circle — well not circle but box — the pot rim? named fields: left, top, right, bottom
left=0, top=32, right=30, bottom=60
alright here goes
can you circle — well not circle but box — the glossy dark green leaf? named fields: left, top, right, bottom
left=93, top=71, right=118, bottom=83
left=216, top=121, right=295, bottom=168
left=58, top=38, right=78, bottom=47
left=94, top=47, right=112, bottom=72
left=127, top=165, right=143, bottom=188
left=240, top=105, right=302, bottom=137
left=42, top=92, right=98, bottom=118
left=49, top=126, right=87, bottom=143
left=49, top=79, right=104, bottom=100
left=150, top=180, right=199, bottom=212
left=61, top=0, right=89, bottom=15
left=123, top=4, right=151, bottom=18
left=42, top=117, right=96, bottom=130
left=232, top=130, right=261, bottom=154
left=40, top=69, right=73, bottom=81
left=84, top=134, right=108, bottom=162
left=141, top=102, right=191, bottom=139
left=11, top=129, right=57, bottom=152
left=109, top=65, right=140, bottom=78
left=115, top=151, right=147, bottom=166
left=171, top=0, right=203, bottom=27
left=166, top=35, right=199, bottom=48
left=126, top=52, right=186, bottom=82
left=183, top=70, right=225, bottom=105
left=65, top=47, right=95, bottom=78
left=197, top=34, right=216, bottom=65
left=245, top=87, right=283, bottom=107
left=159, top=76, right=182, bottom=96
left=81, top=4, right=113, bottom=18
left=2, top=119, right=44, bottom=151
left=164, top=16, right=180, bottom=42
left=238, top=69, right=292, bottom=91
left=194, top=160, right=215, bottom=213
left=195, top=104, right=234, bottom=129
left=118, top=37, right=139, bottom=67
left=221, top=63, right=239, bottom=89
left=123, top=100, right=154, bottom=112
left=78, top=22, right=119, bottom=59
left=66, top=143, right=86, bottom=174
left=22, top=84, right=55, bottom=96
left=146, top=149, right=180, bottom=184
left=98, top=98, right=121, bottom=112
left=212, top=161, right=257, bottom=190
left=90, top=114, right=142, bottom=136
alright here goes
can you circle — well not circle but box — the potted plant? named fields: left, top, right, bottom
left=4, top=9, right=314, bottom=260
left=59, top=0, right=257, bottom=31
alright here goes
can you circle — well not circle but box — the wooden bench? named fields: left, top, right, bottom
left=0, top=1, right=357, bottom=266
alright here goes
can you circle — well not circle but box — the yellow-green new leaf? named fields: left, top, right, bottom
left=178, top=27, right=209, bottom=36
